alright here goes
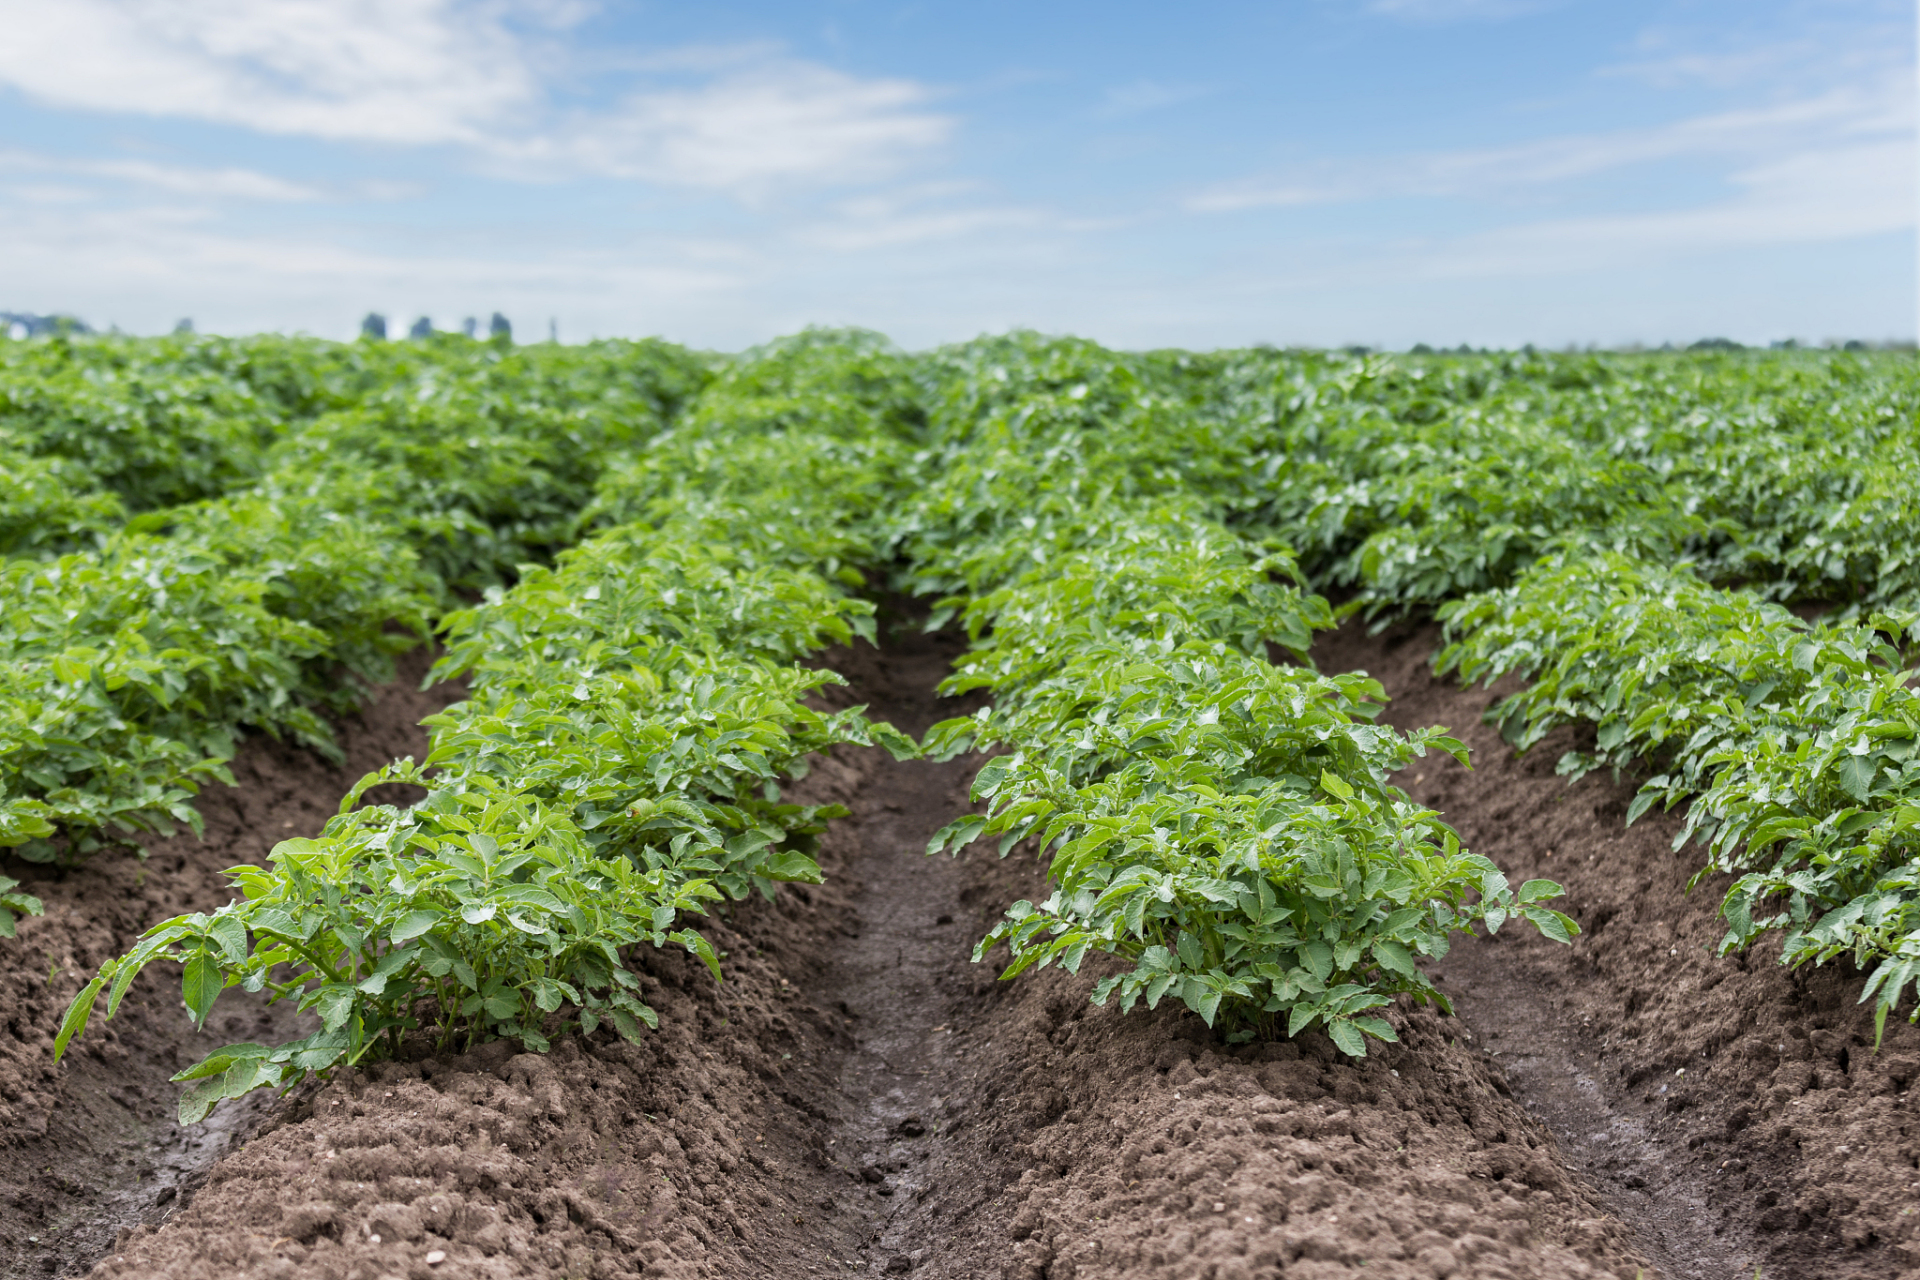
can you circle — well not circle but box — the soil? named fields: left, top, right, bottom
left=1320, top=617, right=1920, bottom=1280
left=11, top=614, right=1917, bottom=1280
left=0, top=648, right=469, bottom=1278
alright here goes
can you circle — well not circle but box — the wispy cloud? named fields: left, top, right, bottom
left=797, top=185, right=1059, bottom=251
left=0, top=150, right=320, bottom=201
left=1097, top=80, right=1212, bottom=118
left=0, top=1, right=950, bottom=195
left=528, top=60, right=950, bottom=193
left=1415, top=139, right=1913, bottom=279
left=1184, top=75, right=1910, bottom=212
left=0, top=0, right=537, bottom=145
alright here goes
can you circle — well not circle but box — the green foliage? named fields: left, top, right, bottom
left=901, top=334, right=1573, bottom=1052
left=0, top=445, right=126, bottom=556
left=0, top=334, right=705, bottom=863
left=35, top=328, right=1920, bottom=1093
left=0, top=335, right=282, bottom=509
left=55, top=328, right=919, bottom=1116
left=430, top=530, right=916, bottom=902
left=0, top=510, right=431, bottom=858
left=1222, top=346, right=1920, bottom=618
left=0, top=874, right=43, bottom=937
left=895, top=334, right=1257, bottom=599
left=55, top=768, right=723, bottom=1122
left=1436, top=553, right=1920, bottom=1036
left=255, top=337, right=706, bottom=590
left=919, top=511, right=1572, bottom=1048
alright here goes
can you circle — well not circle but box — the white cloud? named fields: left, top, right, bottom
left=0, top=0, right=535, bottom=145
left=536, top=61, right=950, bottom=192
left=1185, top=75, right=1911, bottom=212
left=1416, top=139, right=1913, bottom=279
left=0, top=150, right=319, bottom=200
left=0, top=1, right=949, bottom=194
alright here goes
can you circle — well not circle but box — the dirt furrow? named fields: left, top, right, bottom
left=1321, top=616, right=1920, bottom=1280
left=36, top=617, right=1886, bottom=1280
left=1, top=650, right=466, bottom=1280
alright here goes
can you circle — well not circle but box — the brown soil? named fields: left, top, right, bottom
left=18, top=616, right=1917, bottom=1280
left=1320, top=618, right=1920, bottom=1280
left=1, top=649, right=468, bottom=1278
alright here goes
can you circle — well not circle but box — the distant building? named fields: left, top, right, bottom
left=0, top=311, right=92, bottom=338
left=462, top=317, right=478, bottom=338
left=409, top=316, right=433, bottom=339
left=489, top=312, right=512, bottom=342
left=361, top=313, right=388, bottom=340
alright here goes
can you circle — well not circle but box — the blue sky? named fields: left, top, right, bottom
left=0, top=0, right=1909, bottom=349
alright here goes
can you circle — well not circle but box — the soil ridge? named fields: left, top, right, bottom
left=1319, top=616, right=1920, bottom=1280
left=1, top=648, right=469, bottom=1279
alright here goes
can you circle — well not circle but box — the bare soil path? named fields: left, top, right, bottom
left=798, top=623, right=1000, bottom=1274
left=0, top=649, right=465, bottom=1280
left=1321, top=616, right=1920, bottom=1280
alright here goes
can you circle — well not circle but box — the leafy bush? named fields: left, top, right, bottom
left=1437, top=552, right=1920, bottom=1036
left=55, top=329, right=920, bottom=1114
left=0, top=336, right=706, bottom=864
left=1222, top=346, right=1920, bottom=616
left=920, top=508, right=1572, bottom=1049
left=0, top=336, right=282, bottom=509
left=0, top=502, right=433, bottom=858
left=0, top=445, right=126, bottom=557
left=56, top=768, right=723, bottom=1123
left=896, top=337, right=1573, bottom=1053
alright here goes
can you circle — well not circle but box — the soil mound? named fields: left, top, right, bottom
left=0, top=649, right=467, bottom=1277
left=1320, top=617, right=1920, bottom=1280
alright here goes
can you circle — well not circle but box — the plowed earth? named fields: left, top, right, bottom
left=0, top=649, right=469, bottom=1278
left=5, top=617, right=1914, bottom=1280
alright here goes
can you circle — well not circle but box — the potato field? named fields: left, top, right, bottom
left=1, top=328, right=1916, bottom=1280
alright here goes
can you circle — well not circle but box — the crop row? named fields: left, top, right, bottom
left=1213, top=347, right=1920, bottom=619
left=897, top=338, right=1574, bottom=1053
left=10, top=329, right=1916, bottom=1117
left=1438, top=553, right=1920, bottom=1037
left=53, top=331, right=921, bottom=1119
left=1, top=334, right=709, bottom=868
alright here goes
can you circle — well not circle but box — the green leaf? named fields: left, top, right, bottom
left=390, top=910, right=440, bottom=944
left=1327, top=1018, right=1367, bottom=1057
left=181, top=952, right=223, bottom=1027
left=54, top=970, right=110, bottom=1062
left=1837, top=755, right=1876, bottom=803
left=1371, top=940, right=1416, bottom=977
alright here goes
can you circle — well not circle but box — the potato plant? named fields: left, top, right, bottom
left=0, top=335, right=706, bottom=864
left=0, top=515, right=429, bottom=858
left=1437, top=552, right=1920, bottom=1037
left=0, top=874, right=42, bottom=937
left=903, top=339, right=1574, bottom=1053
left=54, top=329, right=923, bottom=1115
left=56, top=768, right=722, bottom=1122
left=921, top=512, right=1572, bottom=1050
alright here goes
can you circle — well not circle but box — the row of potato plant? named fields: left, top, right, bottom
left=53, top=331, right=921, bottom=1120
left=1215, top=348, right=1920, bottom=622
left=1437, top=553, right=1920, bottom=1039
left=0, top=336, right=709, bottom=867
left=902, top=335, right=1576, bottom=1054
